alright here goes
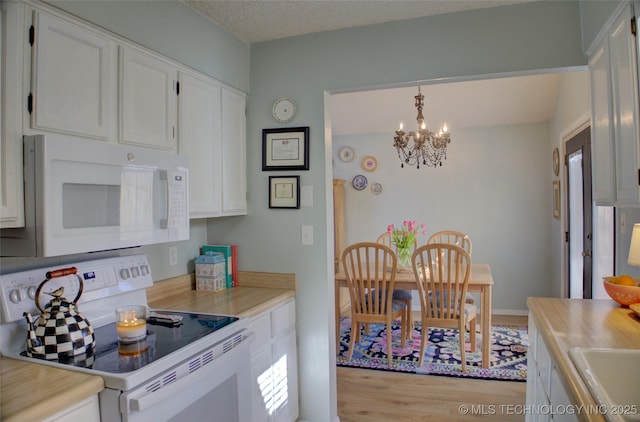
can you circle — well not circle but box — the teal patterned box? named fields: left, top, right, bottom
left=195, top=252, right=226, bottom=291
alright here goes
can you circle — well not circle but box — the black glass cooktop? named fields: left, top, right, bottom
left=22, top=311, right=238, bottom=373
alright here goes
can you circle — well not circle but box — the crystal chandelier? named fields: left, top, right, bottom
left=392, top=87, right=451, bottom=169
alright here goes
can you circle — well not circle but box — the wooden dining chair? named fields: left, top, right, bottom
left=427, top=230, right=472, bottom=255
left=342, top=242, right=409, bottom=368
left=427, top=230, right=475, bottom=305
left=411, top=243, right=477, bottom=371
left=376, top=232, right=415, bottom=329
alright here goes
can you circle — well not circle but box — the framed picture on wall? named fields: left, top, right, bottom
left=262, top=127, right=310, bottom=171
left=553, top=180, right=561, bottom=220
left=269, top=175, right=300, bottom=209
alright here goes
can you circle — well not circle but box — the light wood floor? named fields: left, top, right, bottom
left=337, top=314, right=528, bottom=422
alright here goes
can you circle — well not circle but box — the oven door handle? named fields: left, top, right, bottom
left=128, top=333, right=254, bottom=413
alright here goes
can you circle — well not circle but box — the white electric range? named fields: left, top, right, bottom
left=0, top=254, right=253, bottom=421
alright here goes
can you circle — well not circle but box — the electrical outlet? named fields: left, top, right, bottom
left=169, top=245, right=178, bottom=266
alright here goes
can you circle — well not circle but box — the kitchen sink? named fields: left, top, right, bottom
left=569, top=348, right=640, bottom=422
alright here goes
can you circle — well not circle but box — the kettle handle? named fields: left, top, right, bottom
left=34, top=267, right=84, bottom=313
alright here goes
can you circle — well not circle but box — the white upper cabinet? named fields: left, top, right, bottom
left=590, top=3, right=640, bottom=206
left=31, top=11, right=116, bottom=140
left=221, top=88, right=247, bottom=215
left=179, top=70, right=247, bottom=218
left=0, top=1, right=25, bottom=228
left=590, top=41, right=616, bottom=205
left=179, top=70, right=223, bottom=218
left=120, top=46, right=178, bottom=150
left=2, top=3, right=247, bottom=227
left=610, top=5, right=640, bottom=205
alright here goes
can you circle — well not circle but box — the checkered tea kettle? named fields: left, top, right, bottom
left=23, top=267, right=96, bottom=360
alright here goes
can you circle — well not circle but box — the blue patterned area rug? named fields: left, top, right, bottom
left=336, top=317, right=528, bottom=381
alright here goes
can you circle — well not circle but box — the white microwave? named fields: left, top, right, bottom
left=1, top=134, right=189, bottom=257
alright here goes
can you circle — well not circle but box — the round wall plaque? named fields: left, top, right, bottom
left=272, top=97, right=296, bottom=123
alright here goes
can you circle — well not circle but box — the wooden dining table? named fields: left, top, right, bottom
left=334, top=263, right=494, bottom=368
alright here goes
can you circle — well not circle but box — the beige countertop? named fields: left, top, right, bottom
left=1, top=271, right=295, bottom=422
left=528, top=297, right=640, bottom=422
left=0, top=355, right=105, bottom=422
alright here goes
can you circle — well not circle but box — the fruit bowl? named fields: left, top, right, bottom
left=603, top=276, right=640, bottom=307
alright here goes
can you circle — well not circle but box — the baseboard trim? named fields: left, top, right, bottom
left=492, top=308, right=528, bottom=316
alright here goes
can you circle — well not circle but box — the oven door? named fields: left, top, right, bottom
left=107, top=332, right=253, bottom=422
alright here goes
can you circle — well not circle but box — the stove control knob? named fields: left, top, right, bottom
left=140, top=265, right=149, bottom=276
left=27, top=286, right=37, bottom=299
left=131, top=266, right=140, bottom=278
left=9, top=289, right=21, bottom=303
left=120, top=268, right=130, bottom=280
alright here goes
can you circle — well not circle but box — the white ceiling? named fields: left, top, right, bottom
left=180, top=0, right=572, bottom=133
left=330, top=73, right=564, bottom=136
left=182, top=0, right=533, bottom=44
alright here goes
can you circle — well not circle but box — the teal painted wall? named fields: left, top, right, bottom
left=205, top=2, right=588, bottom=420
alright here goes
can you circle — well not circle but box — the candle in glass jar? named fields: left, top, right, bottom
left=115, top=305, right=147, bottom=342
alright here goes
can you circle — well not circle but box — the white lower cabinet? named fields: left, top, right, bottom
left=43, top=395, right=100, bottom=422
left=250, top=299, right=299, bottom=422
left=526, top=314, right=578, bottom=422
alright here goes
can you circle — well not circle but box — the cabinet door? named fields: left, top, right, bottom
left=179, top=70, right=222, bottom=218
left=250, top=347, right=274, bottom=422
left=610, top=5, right=640, bottom=204
left=272, top=328, right=299, bottom=422
left=221, top=88, right=247, bottom=215
left=0, top=1, right=25, bottom=228
left=32, top=12, right=115, bottom=140
left=44, top=395, right=100, bottom=422
left=120, top=46, right=177, bottom=150
left=590, top=40, right=616, bottom=205
left=550, top=367, right=579, bottom=422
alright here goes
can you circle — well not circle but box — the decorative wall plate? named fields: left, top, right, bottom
left=552, top=147, right=560, bottom=176
left=352, top=175, right=368, bottom=190
left=370, top=182, right=382, bottom=195
left=272, top=97, right=296, bottom=123
left=361, top=155, right=378, bottom=172
left=338, top=146, right=355, bottom=163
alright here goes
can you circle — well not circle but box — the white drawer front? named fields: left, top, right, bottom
left=250, top=312, right=271, bottom=352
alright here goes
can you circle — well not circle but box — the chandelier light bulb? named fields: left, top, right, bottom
left=442, top=123, right=448, bottom=133
left=399, top=122, right=403, bottom=130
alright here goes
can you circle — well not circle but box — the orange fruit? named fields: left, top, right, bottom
left=616, top=275, right=636, bottom=286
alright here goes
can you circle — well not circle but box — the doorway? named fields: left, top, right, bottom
left=565, top=126, right=614, bottom=299
left=566, top=126, right=592, bottom=298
